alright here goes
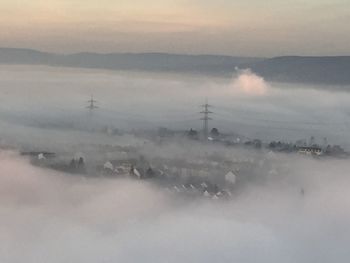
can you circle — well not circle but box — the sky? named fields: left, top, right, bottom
left=0, top=0, right=350, bottom=56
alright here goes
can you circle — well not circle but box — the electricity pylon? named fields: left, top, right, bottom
left=200, top=99, right=213, bottom=141
left=86, top=95, right=98, bottom=112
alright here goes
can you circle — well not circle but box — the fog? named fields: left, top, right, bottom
left=1, top=150, right=350, bottom=263
left=1, top=65, right=350, bottom=262
left=1, top=65, right=350, bottom=150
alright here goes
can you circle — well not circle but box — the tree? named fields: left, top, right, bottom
left=188, top=128, right=198, bottom=140
left=210, top=128, right=220, bottom=137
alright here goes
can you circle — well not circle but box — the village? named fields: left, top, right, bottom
left=18, top=120, right=348, bottom=201
left=12, top=97, right=348, bottom=201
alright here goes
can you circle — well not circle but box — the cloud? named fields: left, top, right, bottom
left=231, top=69, right=269, bottom=96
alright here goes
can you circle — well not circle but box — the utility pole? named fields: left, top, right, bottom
left=86, top=95, right=98, bottom=112
left=200, top=99, right=213, bottom=141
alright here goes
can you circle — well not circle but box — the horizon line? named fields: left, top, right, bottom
left=2, top=47, right=350, bottom=59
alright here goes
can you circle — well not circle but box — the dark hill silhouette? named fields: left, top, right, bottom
left=0, top=48, right=260, bottom=75
left=1, top=48, right=350, bottom=85
left=250, top=56, right=350, bottom=85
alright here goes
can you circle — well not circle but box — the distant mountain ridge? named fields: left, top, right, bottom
left=250, top=56, right=350, bottom=85
left=1, top=48, right=350, bottom=85
left=0, top=48, right=259, bottom=75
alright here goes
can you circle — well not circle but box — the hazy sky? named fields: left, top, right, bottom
left=1, top=0, right=350, bottom=56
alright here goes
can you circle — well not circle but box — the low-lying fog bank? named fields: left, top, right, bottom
left=1, top=65, right=350, bottom=150
left=1, top=151, right=349, bottom=263
left=1, top=65, right=350, bottom=262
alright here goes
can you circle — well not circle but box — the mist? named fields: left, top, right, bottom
left=1, top=64, right=350, bottom=262
left=1, top=149, right=350, bottom=263
left=1, top=65, right=350, bottom=150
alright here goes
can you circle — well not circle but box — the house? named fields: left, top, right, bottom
left=298, top=146, right=323, bottom=156
left=103, top=161, right=114, bottom=171
left=225, top=171, right=237, bottom=185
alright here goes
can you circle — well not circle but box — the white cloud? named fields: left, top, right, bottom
left=231, top=69, right=269, bottom=96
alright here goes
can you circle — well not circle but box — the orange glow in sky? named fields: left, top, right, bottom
left=1, top=0, right=349, bottom=56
